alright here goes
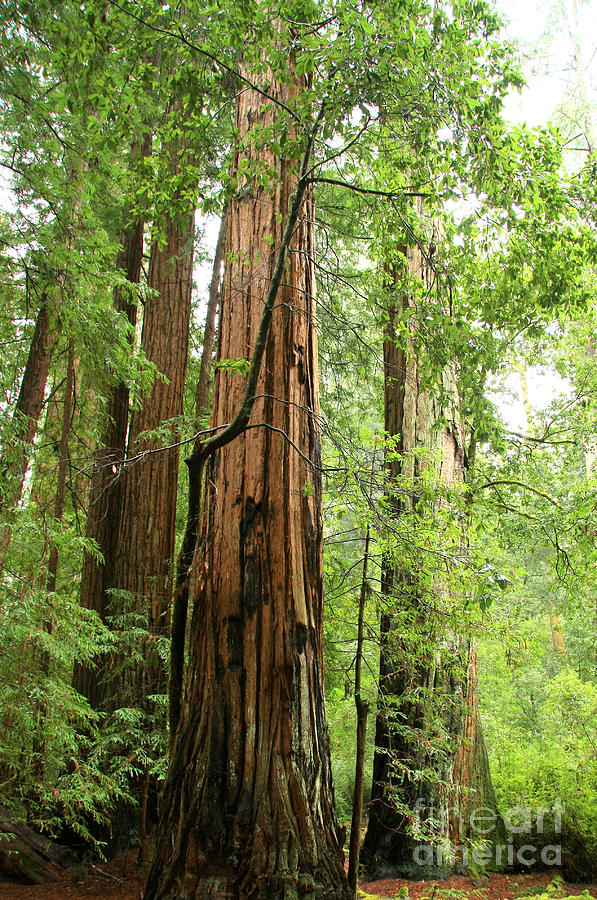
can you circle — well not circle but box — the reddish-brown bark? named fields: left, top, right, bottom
left=144, top=75, right=348, bottom=900
left=109, top=205, right=194, bottom=709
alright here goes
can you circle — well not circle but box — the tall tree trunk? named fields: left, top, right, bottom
left=361, top=227, right=501, bottom=879
left=144, top=74, right=349, bottom=900
left=0, top=296, right=55, bottom=567
left=87, top=188, right=194, bottom=851
left=195, top=209, right=226, bottom=416
left=109, top=206, right=193, bottom=711
left=45, top=345, right=75, bottom=598
left=1, top=150, right=89, bottom=569
left=74, top=135, right=149, bottom=706
left=32, top=347, right=75, bottom=771
left=347, top=526, right=371, bottom=896
left=168, top=207, right=225, bottom=741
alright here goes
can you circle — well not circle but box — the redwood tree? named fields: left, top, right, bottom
left=110, top=198, right=194, bottom=706
left=361, top=226, right=502, bottom=879
left=144, top=67, right=349, bottom=900
left=75, top=137, right=149, bottom=707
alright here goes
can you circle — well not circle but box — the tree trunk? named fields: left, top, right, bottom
left=0, top=806, right=73, bottom=885
left=0, top=296, right=55, bottom=566
left=195, top=209, right=226, bottom=416
left=109, top=205, right=193, bottom=711
left=362, top=226, right=502, bottom=879
left=144, top=75, right=349, bottom=900
left=45, top=345, right=75, bottom=598
left=347, top=526, right=371, bottom=896
left=74, top=138, right=148, bottom=706
left=31, top=347, right=75, bottom=768
left=168, top=208, right=225, bottom=741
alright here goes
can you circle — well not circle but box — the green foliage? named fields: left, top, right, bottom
left=0, top=545, right=124, bottom=846
left=214, top=357, right=252, bottom=377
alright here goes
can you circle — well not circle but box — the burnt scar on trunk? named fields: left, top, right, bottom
left=240, top=496, right=264, bottom=617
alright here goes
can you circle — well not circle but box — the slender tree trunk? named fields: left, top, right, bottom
left=348, top=526, right=371, bottom=896
left=74, top=135, right=149, bottom=706
left=168, top=208, right=225, bottom=741
left=195, top=209, right=226, bottom=416
left=144, top=73, right=349, bottom=900
left=1, top=150, right=89, bottom=569
left=45, top=345, right=75, bottom=597
left=362, top=226, right=501, bottom=879
left=32, top=347, right=75, bottom=770
left=0, top=297, right=55, bottom=566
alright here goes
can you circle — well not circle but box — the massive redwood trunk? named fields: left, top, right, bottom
left=361, top=228, right=501, bottom=879
left=144, top=72, right=349, bottom=900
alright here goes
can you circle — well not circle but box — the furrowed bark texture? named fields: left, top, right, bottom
left=362, top=226, right=501, bottom=879
left=74, top=197, right=145, bottom=706
left=110, top=206, right=194, bottom=709
left=144, top=79, right=349, bottom=900
left=168, top=208, right=226, bottom=740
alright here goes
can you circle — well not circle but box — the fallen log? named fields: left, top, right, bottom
left=0, top=806, right=73, bottom=884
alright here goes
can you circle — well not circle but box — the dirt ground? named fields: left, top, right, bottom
left=361, top=870, right=597, bottom=899
left=1, top=856, right=597, bottom=900
left=0, top=851, right=147, bottom=900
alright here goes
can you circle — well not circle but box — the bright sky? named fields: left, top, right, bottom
left=486, top=0, right=597, bottom=430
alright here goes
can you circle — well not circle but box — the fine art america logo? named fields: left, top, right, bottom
left=412, top=799, right=564, bottom=869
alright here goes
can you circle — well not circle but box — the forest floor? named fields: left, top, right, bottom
left=361, top=871, right=597, bottom=899
left=1, top=856, right=597, bottom=900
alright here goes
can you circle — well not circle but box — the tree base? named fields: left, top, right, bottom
left=168, top=872, right=335, bottom=900
left=144, top=838, right=351, bottom=900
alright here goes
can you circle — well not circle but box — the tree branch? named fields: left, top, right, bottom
left=479, top=478, right=561, bottom=507
left=307, top=175, right=431, bottom=199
